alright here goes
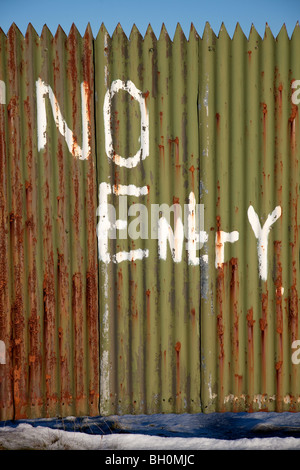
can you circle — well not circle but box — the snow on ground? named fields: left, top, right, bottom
left=1, top=412, right=300, bottom=450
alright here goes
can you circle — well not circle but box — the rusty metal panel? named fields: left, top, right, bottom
left=199, top=23, right=300, bottom=412
left=95, top=23, right=201, bottom=415
left=0, top=22, right=300, bottom=420
left=0, top=23, right=99, bottom=420
left=95, top=22, right=300, bottom=415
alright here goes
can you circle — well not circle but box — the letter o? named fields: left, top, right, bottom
left=103, top=79, right=149, bottom=168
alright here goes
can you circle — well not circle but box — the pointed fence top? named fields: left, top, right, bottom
left=1, top=22, right=298, bottom=41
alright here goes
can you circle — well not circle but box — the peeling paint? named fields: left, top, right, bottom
left=0, top=80, right=5, bottom=104
left=0, top=340, right=5, bottom=364
left=215, top=230, right=239, bottom=268
left=247, top=205, right=282, bottom=281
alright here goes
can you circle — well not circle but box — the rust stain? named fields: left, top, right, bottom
left=43, top=267, right=57, bottom=416
left=230, top=257, right=239, bottom=389
left=260, top=292, right=268, bottom=331
left=261, top=103, right=268, bottom=115
left=278, top=83, right=283, bottom=110
left=261, top=102, right=268, bottom=158
left=289, top=103, right=298, bottom=153
left=68, top=24, right=78, bottom=129
left=215, top=215, right=222, bottom=268
left=274, top=74, right=284, bottom=208
left=57, top=251, right=71, bottom=408
left=86, top=268, right=99, bottom=402
left=189, top=163, right=198, bottom=192
left=146, top=289, right=151, bottom=342
left=23, top=89, right=43, bottom=411
left=168, top=137, right=181, bottom=176
left=117, top=268, right=123, bottom=313
left=142, top=89, right=150, bottom=119
left=289, top=103, right=298, bottom=123
left=216, top=227, right=225, bottom=409
left=275, top=360, right=283, bottom=411
left=260, top=287, right=268, bottom=393
left=274, top=242, right=283, bottom=336
left=6, top=27, right=28, bottom=418
left=7, top=96, right=19, bottom=120
left=7, top=26, right=17, bottom=81
left=158, top=138, right=165, bottom=165
left=83, top=28, right=99, bottom=410
left=215, top=112, right=220, bottom=131
left=56, top=135, right=74, bottom=412
left=288, top=269, right=298, bottom=344
left=163, top=349, right=167, bottom=372
left=234, top=374, right=243, bottom=406
left=274, top=241, right=283, bottom=410
left=288, top=96, right=299, bottom=347
left=175, top=341, right=181, bottom=404
left=83, top=28, right=93, bottom=133
left=114, top=169, right=120, bottom=188
left=130, top=279, right=138, bottom=321
left=246, top=307, right=255, bottom=402
left=0, top=88, right=12, bottom=416
left=42, top=128, right=58, bottom=411
left=191, top=307, right=196, bottom=330
left=114, top=110, right=120, bottom=155
left=216, top=181, right=220, bottom=208
left=216, top=287, right=224, bottom=361
left=11, top=296, right=26, bottom=418
left=72, top=272, right=84, bottom=409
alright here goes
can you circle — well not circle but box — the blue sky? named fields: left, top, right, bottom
left=0, top=0, right=299, bottom=38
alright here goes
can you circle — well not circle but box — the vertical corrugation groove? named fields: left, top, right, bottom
left=7, top=24, right=28, bottom=419
left=128, top=24, right=146, bottom=415
left=95, top=23, right=110, bottom=416
left=199, top=22, right=218, bottom=412
left=82, top=23, right=99, bottom=418
left=157, top=23, right=171, bottom=413
left=39, top=24, right=56, bottom=419
left=274, top=25, right=286, bottom=411
left=0, top=26, right=13, bottom=420
left=289, top=23, right=300, bottom=410
left=216, top=23, right=231, bottom=411
left=143, top=24, right=158, bottom=415
left=230, top=23, right=246, bottom=412
left=24, top=24, right=43, bottom=419
left=53, top=24, right=72, bottom=418
left=187, top=23, right=201, bottom=414
left=158, top=23, right=173, bottom=413
left=246, top=25, right=262, bottom=411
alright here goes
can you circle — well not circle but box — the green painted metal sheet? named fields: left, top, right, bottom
left=95, top=23, right=201, bottom=414
left=199, top=23, right=300, bottom=412
left=0, top=22, right=299, bottom=419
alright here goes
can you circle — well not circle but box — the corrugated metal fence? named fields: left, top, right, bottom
left=0, top=22, right=299, bottom=420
